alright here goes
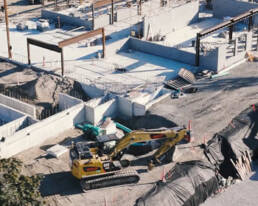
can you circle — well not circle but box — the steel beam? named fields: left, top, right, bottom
left=27, top=38, right=64, bottom=76
left=27, top=38, right=62, bottom=53
left=4, top=0, right=12, bottom=59
left=195, top=33, right=200, bottom=67
left=248, top=15, right=253, bottom=31
left=229, top=25, right=233, bottom=41
left=94, top=0, right=112, bottom=9
left=102, top=28, right=106, bottom=58
left=93, top=0, right=121, bottom=9
left=61, top=48, right=64, bottom=76
left=92, top=4, right=95, bottom=30
left=58, top=28, right=104, bottom=48
left=27, top=41, right=31, bottom=65
left=111, top=0, right=114, bottom=24
left=199, top=8, right=258, bottom=38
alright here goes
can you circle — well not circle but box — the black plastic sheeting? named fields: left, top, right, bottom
left=204, top=104, right=258, bottom=177
left=135, top=161, right=218, bottom=206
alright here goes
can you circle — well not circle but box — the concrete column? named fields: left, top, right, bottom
left=234, top=39, right=238, bottom=56
left=217, top=44, right=227, bottom=72
left=256, top=35, right=258, bottom=51
left=246, top=32, right=253, bottom=51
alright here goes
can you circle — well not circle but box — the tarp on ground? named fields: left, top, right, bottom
left=135, top=160, right=218, bottom=206
left=204, top=104, right=258, bottom=177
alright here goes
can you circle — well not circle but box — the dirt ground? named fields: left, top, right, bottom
left=14, top=61, right=258, bottom=206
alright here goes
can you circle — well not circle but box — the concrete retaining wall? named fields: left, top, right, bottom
left=80, top=82, right=105, bottom=98
left=59, top=93, right=83, bottom=111
left=0, top=103, right=25, bottom=123
left=199, top=47, right=220, bottom=71
left=143, top=0, right=199, bottom=38
left=213, top=0, right=258, bottom=22
left=93, top=99, right=117, bottom=125
left=133, top=88, right=171, bottom=116
left=125, top=37, right=196, bottom=65
left=0, top=94, right=36, bottom=118
left=0, top=103, right=85, bottom=158
left=0, top=116, right=36, bottom=138
left=42, top=9, right=92, bottom=29
left=117, top=96, right=133, bottom=118
left=85, top=97, right=117, bottom=125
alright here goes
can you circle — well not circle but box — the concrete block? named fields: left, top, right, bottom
left=46, top=144, right=68, bottom=158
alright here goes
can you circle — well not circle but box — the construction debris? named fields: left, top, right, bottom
left=230, top=151, right=252, bottom=180
left=165, top=68, right=196, bottom=90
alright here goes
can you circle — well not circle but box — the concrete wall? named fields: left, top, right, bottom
left=199, top=47, right=220, bottom=71
left=0, top=116, right=36, bottom=138
left=0, top=103, right=25, bottom=123
left=133, top=88, right=171, bottom=116
left=124, top=37, right=196, bottom=65
left=143, top=0, right=199, bottom=37
left=85, top=98, right=117, bottom=125
left=200, top=31, right=254, bottom=72
left=59, top=93, right=83, bottom=111
left=0, top=103, right=85, bottom=158
left=117, top=96, right=133, bottom=118
left=0, top=94, right=36, bottom=118
left=42, top=9, right=92, bottom=29
left=213, top=0, right=258, bottom=21
left=80, top=82, right=105, bottom=98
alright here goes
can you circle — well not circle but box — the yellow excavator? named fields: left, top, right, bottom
left=70, top=124, right=191, bottom=191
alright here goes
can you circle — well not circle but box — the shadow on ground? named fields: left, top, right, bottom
left=40, top=171, right=83, bottom=197
left=115, top=114, right=177, bottom=130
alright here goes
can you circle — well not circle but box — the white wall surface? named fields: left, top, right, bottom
left=59, top=93, right=83, bottom=111
left=0, top=103, right=85, bottom=158
left=0, top=103, right=25, bottom=123
left=143, top=1, right=199, bottom=37
left=0, top=94, right=36, bottom=118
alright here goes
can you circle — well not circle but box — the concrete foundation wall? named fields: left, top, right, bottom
left=133, top=88, right=171, bottom=116
left=213, top=0, right=258, bottom=20
left=117, top=96, right=133, bottom=118
left=126, top=37, right=196, bottom=65
left=0, top=103, right=25, bottom=123
left=199, top=47, right=219, bottom=71
left=143, top=1, right=199, bottom=38
left=0, top=94, right=36, bottom=118
left=80, top=82, right=105, bottom=98
left=85, top=98, right=117, bottom=125
left=42, top=9, right=92, bottom=29
left=94, top=99, right=117, bottom=125
left=0, top=103, right=85, bottom=158
left=0, top=116, right=35, bottom=138
left=59, top=93, right=83, bottom=111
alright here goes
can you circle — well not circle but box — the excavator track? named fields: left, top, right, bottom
left=80, top=170, right=139, bottom=191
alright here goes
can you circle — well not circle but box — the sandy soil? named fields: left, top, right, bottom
left=14, top=61, right=258, bottom=206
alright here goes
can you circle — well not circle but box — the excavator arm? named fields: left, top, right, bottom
left=149, top=129, right=190, bottom=169
left=110, top=127, right=190, bottom=161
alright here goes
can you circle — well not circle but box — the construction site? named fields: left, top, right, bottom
left=0, top=0, right=258, bottom=206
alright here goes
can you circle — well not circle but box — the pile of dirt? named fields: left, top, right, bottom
left=12, top=74, right=88, bottom=106
left=0, top=62, right=89, bottom=117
